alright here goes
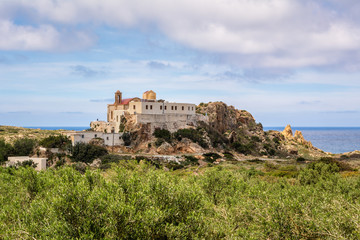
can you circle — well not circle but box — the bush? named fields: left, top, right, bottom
left=1, top=163, right=360, bottom=239
left=183, top=155, right=199, bottom=166
left=155, top=138, right=165, bottom=147
left=122, top=132, right=131, bottom=146
left=13, top=138, right=37, bottom=156
left=298, top=161, right=340, bottom=185
left=70, top=142, right=108, bottom=163
left=15, top=160, right=38, bottom=169
left=203, top=152, right=221, bottom=163
left=174, top=128, right=208, bottom=148
left=39, top=135, right=71, bottom=149
left=296, top=157, right=306, bottom=162
left=223, top=151, right=234, bottom=160
left=0, top=139, right=13, bottom=163
left=232, top=142, right=255, bottom=155
left=153, top=128, right=172, bottom=143
left=319, top=157, right=355, bottom=171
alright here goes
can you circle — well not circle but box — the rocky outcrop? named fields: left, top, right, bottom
left=156, top=142, right=174, bottom=154
left=196, top=102, right=260, bottom=134
left=282, top=125, right=293, bottom=139
left=281, top=125, right=315, bottom=149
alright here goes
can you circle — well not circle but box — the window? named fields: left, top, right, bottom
left=182, top=106, right=184, bottom=110
left=81, top=135, right=84, bottom=138
left=150, top=105, right=153, bottom=110
left=111, top=111, right=113, bottom=119
left=188, top=106, right=190, bottom=110
left=175, top=106, right=177, bottom=110
left=133, top=105, right=136, bottom=110
left=160, top=106, right=162, bottom=110
left=106, top=137, right=109, bottom=140
left=119, top=137, right=121, bottom=139
left=94, top=134, right=97, bottom=138
left=171, top=106, right=174, bottom=110
left=165, top=106, right=167, bottom=110
left=192, top=107, right=194, bottom=111
left=146, top=105, right=148, bottom=110
left=116, top=116, right=118, bottom=122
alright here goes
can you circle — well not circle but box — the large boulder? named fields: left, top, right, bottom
left=156, top=141, right=174, bottom=154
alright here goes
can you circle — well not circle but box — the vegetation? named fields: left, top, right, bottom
left=39, top=135, right=71, bottom=149
left=1, top=160, right=360, bottom=239
left=69, top=142, right=108, bottom=163
left=12, top=138, right=37, bottom=156
left=153, top=128, right=172, bottom=143
left=122, top=132, right=131, bottom=146
left=174, top=128, right=208, bottom=148
left=0, top=139, right=13, bottom=163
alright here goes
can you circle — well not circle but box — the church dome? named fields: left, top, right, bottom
left=142, top=90, right=156, bottom=100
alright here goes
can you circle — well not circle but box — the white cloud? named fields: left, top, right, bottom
left=2, top=0, right=360, bottom=68
left=0, top=20, right=60, bottom=51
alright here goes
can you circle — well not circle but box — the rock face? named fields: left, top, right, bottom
left=107, top=102, right=327, bottom=158
left=156, top=142, right=174, bottom=154
left=282, top=125, right=293, bottom=139
left=196, top=102, right=260, bottom=134
left=281, top=125, right=315, bottom=149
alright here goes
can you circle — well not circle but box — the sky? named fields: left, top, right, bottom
left=1, top=0, right=360, bottom=127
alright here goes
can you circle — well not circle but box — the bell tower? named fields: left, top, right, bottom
left=115, top=90, right=122, bottom=105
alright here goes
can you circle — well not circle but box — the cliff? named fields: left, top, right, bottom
left=117, top=101, right=327, bottom=159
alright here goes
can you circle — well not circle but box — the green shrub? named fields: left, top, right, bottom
left=153, top=128, right=172, bottom=142
left=203, top=152, right=221, bottom=163
left=296, top=157, right=306, bottom=162
left=155, top=138, right=165, bottom=147
left=251, top=136, right=261, bottom=142
left=298, top=162, right=340, bottom=185
left=70, top=142, right=108, bottom=163
left=13, top=138, right=37, bottom=156
left=0, top=139, right=13, bottom=163
left=319, top=157, right=355, bottom=171
left=122, top=132, right=131, bottom=146
left=39, top=135, right=71, bottom=149
left=1, top=163, right=360, bottom=239
left=15, top=160, right=38, bottom=169
left=183, top=155, right=199, bottom=166
left=223, top=151, right=234, bottom=160
left=232, top=142, right=255, bottom=155
left=174, top=128, right=208, bottom=148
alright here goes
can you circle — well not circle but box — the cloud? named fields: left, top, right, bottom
left=0, top=20, right=93, bottom=51
left=147, top=61, right=171, bottom=69
left=215, top=68, right=293, bottom=82
left=71, top=65, right=106, bottom=77
left=2, top=0, right=360, bottom=68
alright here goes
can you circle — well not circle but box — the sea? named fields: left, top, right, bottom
left=264, top=127, right=360, bottom=154
left=24, top=126, right=360, bottom=154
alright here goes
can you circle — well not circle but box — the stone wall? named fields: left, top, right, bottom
left=136, top=113, right=208, bottom=133
left=7, top=157, right=47, bottom=171
left=66, top=132, right=123, bottom=146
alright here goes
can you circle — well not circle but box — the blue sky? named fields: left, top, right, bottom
left=1, top=0, right=360, bottom=127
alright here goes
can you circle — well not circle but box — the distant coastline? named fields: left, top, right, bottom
left=23, top=126, right=88, bottom=131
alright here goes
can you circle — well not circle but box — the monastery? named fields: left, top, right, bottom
left=66, top=90, right=207, bottom=146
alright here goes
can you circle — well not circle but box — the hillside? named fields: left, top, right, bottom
left=0, top=126, right=66, bottom=144
left=115, top=101, right=329, bottom=160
